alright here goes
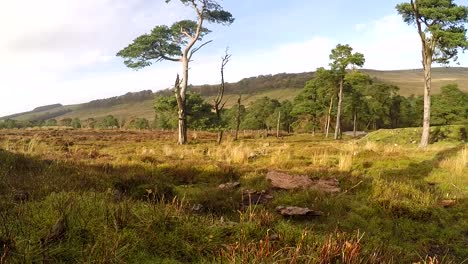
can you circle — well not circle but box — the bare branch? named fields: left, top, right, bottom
left=189, top=40, right=213, bottom=61
left=213, top=47, right=231, bottom=118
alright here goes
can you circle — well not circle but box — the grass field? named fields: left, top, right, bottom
left=0, top=128, right=466, bottom=263
left=4, top=67, right=468, bottom=122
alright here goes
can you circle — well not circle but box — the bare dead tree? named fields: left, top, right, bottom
left=214, top=48, right=231, bottom=144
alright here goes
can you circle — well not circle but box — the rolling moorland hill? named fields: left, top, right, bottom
left=2, top=67, right=468, bottom=122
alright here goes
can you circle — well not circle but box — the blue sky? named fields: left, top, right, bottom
left=0, top=0, right=467, bottom=116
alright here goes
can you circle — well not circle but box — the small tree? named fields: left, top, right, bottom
left=71, top=118, right=82, bottom=129
left=396, top=0, right=468, bottom=147
left=84, top=118, right=96, bottom=129
left=117, top=0, right=234, bottom=145
left=129, top=118, right=150, bottom=130
left=99, top=115, right=119, bottom=129
left=329, top=44, right=365, bottom=140
left=45, top=119, right=58, bottom=127
left=59, top=118, right=73, bottom=127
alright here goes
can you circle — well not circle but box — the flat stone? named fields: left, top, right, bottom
left=267, top=171, right=341, bottom=193
left=275, top=206, right=323, bottom=217
left=312, top=178, right=341, bottom=193
left=267, top=171, right=313, bottom=190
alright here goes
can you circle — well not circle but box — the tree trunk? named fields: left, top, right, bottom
left=276, top=111, right=281, bottom=138
left=334, top=78, right=344, bottom=140
left=217, top=130, right=224, bottom=145
left=177, top=56, right=189, bottom=145
left=235, top=95, right=241, bottom=141
left=326, top=96, right=334, bottom=138
left=420, top=58, right=432, bottom=147
left=353, top=111, right=357, bottom=138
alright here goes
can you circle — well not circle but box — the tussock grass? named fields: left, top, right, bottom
left=0, top=129, right=467, bottom=263
left=439, top=146, right=467, bottom=176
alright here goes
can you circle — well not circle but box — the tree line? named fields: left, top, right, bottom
left=115, top=0, right=468, bottom=146
left=1, top=80, right=466, bottom=134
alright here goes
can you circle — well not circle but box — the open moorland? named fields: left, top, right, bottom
left=0, top=128, right=466, bottom=263
left=3, top=67, right=468, bottom=123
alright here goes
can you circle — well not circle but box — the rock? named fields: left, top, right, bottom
left=218, top=181, right=240, bottom=190
left=275, top=206, right=323, bottom=217
left=440, top=200, right=456, bottom=208
left=312, top=178, right=341, bottom=193
left=267, top=171, right=313, bottom=190
left=191, top=204, right=203, bottom=212
left=241, top=189, right=274, bottom=207
left=266, top=171, right=341, bottom=193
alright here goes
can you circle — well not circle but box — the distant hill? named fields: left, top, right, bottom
left=2, top=67, right=468, bottom=122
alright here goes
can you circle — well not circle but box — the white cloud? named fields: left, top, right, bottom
left=349, top=15, right=423, bottom=70
left=1, top=7, right=466, bottom=117
left=0, top=0, right=190, bottom=116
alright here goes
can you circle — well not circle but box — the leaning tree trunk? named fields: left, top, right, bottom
left=420, top=56, right=432, bottom=148
left=334, top=78, right=344, bottom=140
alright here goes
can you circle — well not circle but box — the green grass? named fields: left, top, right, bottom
left=0, top=127, right=467, bottom=263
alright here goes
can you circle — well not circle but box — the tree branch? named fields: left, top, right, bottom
left=189, top=40, right=213, bottom=61
left=181, top=27, right=193, bottom=40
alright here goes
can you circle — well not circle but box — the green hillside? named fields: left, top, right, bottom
left=2, top=67, right=468, bottom=122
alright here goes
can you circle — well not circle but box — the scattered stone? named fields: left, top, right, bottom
left=241, top=189, right=274, bottom=207
left=218, top=181, right=240, bottom=190
left=267, top=171, right=313, bottom=190
left=275, top=206, right=323, bottom=217
left=313, top=178, right=341, bottom=193
left=440, top=200, right=456, bottom=208
left=191, top=204, right=203, bottom=212
left=266, top=171, right=341, bottom=193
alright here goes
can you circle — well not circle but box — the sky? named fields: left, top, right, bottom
left=1, top=0, right=467, bottom=116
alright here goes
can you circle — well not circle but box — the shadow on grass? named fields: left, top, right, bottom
left=0, top=149, right=240, bottom=203
left=380, top=144, right=466, bottom=182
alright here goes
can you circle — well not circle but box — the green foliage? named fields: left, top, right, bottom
left=396, top=0, right=468, bottom=64
left=45, top=119, right=58, bottom=126
left=154, top=92, right=215, bottom=130
left=432, top=84, right=468, bottom=125
left=71, top=118, right=81, bottom=129
left=59, top=118, right=72, bottom=127
left=116, top=21, right=209, bottom=68
left=329, top=44, right=365, bottom=75
left=166, top=0, right=235, bottom=25
left=129, top=118, right=150, bottom=130
left=241, top=97, right=280, bottom=130
left=84, top=118, right=96, bottom=129
left=292, top=78, right=326, bottom=132
left=97, top=115, right=119, bottom=129
left=117, top=0, right=234, bottom=69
